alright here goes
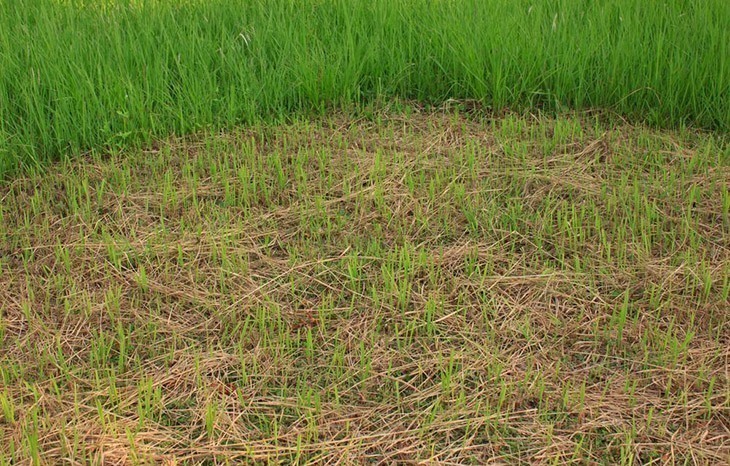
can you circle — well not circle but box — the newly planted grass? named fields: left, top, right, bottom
left=1, top=0, right=728, bottom=175
left=0, top=110, right=727, bottom=463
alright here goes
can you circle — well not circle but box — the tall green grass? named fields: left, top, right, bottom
left=0, top=0, right=728, bottom=175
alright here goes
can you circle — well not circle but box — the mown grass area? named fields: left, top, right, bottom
left=0, top=109, right=727, bottom=463
left=1, top=0, right=728, bottom=175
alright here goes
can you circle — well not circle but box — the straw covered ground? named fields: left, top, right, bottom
left=0, top=109, right=728, bottom=464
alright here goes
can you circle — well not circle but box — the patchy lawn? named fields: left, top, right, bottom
left=0, top=110, right=728, bottom=464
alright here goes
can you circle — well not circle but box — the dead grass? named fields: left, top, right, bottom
left=0, top=109, right=728, bottom=464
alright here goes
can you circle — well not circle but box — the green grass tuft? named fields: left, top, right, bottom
left=0, top=0, right=728, bottom=175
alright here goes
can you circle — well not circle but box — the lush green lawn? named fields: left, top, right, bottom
left=1, top=0, right=728, bottom=175
left=0, top=109, right=727, bottom=464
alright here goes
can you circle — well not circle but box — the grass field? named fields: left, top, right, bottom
left=0, top=108, right=728, bottom=463
left=1, top=0, right=729, bottom=464
left=0, top=0, right=728, bottom=175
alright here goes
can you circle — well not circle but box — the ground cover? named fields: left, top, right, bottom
left=0, top=110, right=727, bottom=464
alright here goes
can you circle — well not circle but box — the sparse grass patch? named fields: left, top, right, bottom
left=0, top=110, right=728, bottom=464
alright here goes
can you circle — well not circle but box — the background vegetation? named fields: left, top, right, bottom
left=1, top=0, right=728, bottom=174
